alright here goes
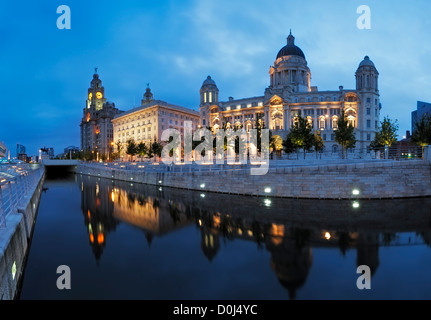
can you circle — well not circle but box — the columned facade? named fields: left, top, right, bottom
left=198, top=32, right=381, bottom=153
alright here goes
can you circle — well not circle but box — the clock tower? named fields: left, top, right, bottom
left=80, top=69, right=123, bottom=159
left=86, top=68, right=106, bottom=111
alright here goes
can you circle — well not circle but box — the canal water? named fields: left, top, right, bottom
left=18, top=173, right=431, bottom=300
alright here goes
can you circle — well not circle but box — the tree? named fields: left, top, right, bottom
left=370, top=116, right=399, bottom=159
left=334, top=110, right=357, bottom=159
left=289, top=113, right=314, bottom=159
left=116, top=140, right=123, bottom=158
left=377, top=116, right=399, bottom=147
left=282, top=132, right=297, bottom=159
left=126, top=139, right=137, bottom=161
left=313, top=130, right=325, bottom=159
left=137, top=142, right=148, bottom=161
left=255, top=114, right=268, bottom=154
left=150, top=140, right=163, bottom=162
left=411, top=114, right=431, bottom=158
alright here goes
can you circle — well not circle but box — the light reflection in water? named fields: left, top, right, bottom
left=76, top=174, right=431, bottom=299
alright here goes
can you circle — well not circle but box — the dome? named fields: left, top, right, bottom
left=202, top=75, right=217, bottom=87
left=276, top=32, right=305, bottom=60
left=358, top=56, right=375, bottom=68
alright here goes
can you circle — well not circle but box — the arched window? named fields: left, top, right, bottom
left=348, top=116, right=356, bottom=128
left=307, top=116, right=313, bottom=128
left=319, top=116, right=326, bottom=130
left=332, top=116, right=338, bottom=130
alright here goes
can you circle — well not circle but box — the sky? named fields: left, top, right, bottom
left=1, top=0, right=431, bottom=157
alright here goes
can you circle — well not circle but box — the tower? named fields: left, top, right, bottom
left=80, top=69, right=122, bottom=158
left=199, top=76, right=219, bottom=128
left=200, top=76, right=219, bottom=106
left=355, top=56, right=380, bottom=147
left=141, top=84, right=154, bottom=104
left=355, top=56, right=379, bottom=93
left=86, top=69, right=107, bottom=111
left=269, top=31, right=311, bottom=96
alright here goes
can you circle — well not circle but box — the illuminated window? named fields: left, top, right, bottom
left=319, top=117, right=325, bottom=130
left=332, top=116, right=338, bottom=129
left=209, top=92, right=212, bottom=103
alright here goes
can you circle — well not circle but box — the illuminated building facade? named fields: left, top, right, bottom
left=199, top=32, right=381, bottom=153
left=80, top=70, right=123, bottom=157
left=112, top=86, right=200, bottom=153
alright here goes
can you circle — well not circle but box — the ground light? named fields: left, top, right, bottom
left=352, top=189, right=360, bottom=196
left=264, top=187, right=272, bottom=193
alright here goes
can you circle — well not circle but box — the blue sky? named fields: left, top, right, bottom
left=1, top=0, right=431, bottom=156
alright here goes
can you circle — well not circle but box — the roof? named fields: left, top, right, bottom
left=113, top=100, right=199, bottom=120
left=276, top=32, right=306, bottom=60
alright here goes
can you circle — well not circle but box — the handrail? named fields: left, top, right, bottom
left=0, top=166, right=44, bottom=228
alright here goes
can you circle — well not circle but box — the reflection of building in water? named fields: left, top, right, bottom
left=356, top=233, right=380, bottom=276
left=198, top=215, right=221, bottom=261
left=110, top=187, right=191, bottom=237
left=265, top=225, right=312, bottom=300
left=80, top=177, right=119, bottom=262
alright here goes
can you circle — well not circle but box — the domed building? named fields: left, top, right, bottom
left=199, top=32, right=381, bottom=154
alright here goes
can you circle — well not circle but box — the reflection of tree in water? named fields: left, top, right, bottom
left=337, top=231, right=354, bottom=256
left=168, top=202, right=182, bottom=224
left=381, top=233, right=397, bottom=246
left=291, top=228, right=311, bottom=250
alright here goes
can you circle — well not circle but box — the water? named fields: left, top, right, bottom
left=18, top=173, right=431, bottom=300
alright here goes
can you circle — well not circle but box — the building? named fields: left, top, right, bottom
left=80, top=70, right=123, bottom=158
left=16, top=144, right=26, bottom=158
left=411, top=101, right=431, bottom=133
left=199, top=32, right=381, bottom=153
left=0, top=142, right=7, bottom=158
left=112, top=86, right=200, bottom=154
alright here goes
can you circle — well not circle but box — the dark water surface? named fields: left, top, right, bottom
left=18, top=174, right=431, bottom=300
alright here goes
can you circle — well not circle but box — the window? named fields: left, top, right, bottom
left=375, top=108, right=378, bottom=117
left=323, top=134, right=327, bottom=141
left=375, top=121, right=378, bottom=129
left=319, top=117, right=325, bottom=130
left=367, top=120, right=371, bottom=128
left=209, top=92, right=212, bottom=103
left=203, top=119, right=206, bottom=125
left=331, top=134, right=335, bottom=141
left=367, top=134, right=371, bottom=141
left=332, top=117, right=338, bottom=130
left=367, top=108, right=371, bottom=115
left=375, top=99, right=378, bottom=105
left=367, top=98, right=371, bottom=103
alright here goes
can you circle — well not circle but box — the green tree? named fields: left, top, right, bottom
left=370, top=116, right=399, bottom=159
left=411, top=114, right=431, bottom=158
left=313, top=130, right=325, bottom=159
left=126, top=139, right=137, bottom=161
left=116, top=140, right=123, bottom=158
left=282, top=131, right=297, bottom=159
left=335, top=111, right=357, bottom=159
left=289, top=114, right=314, bottom=159
left=150, top=140, right=163, bottom=161
left=137, top=142, right=148, bottom=161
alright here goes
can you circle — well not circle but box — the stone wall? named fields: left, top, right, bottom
left=0, top=169, right=45, bottom=299
left=78, top=160, right=431, bottom=199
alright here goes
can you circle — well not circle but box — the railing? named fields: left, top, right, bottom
left=0, top=165, right=44, bottom=228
